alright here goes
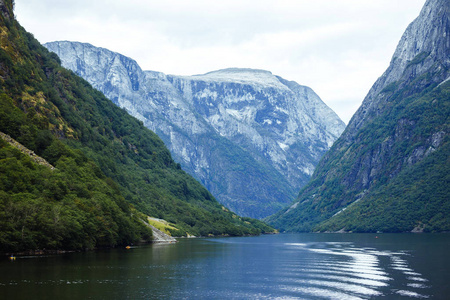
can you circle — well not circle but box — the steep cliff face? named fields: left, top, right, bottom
left=167, top=69, right=343, bottom=185
left=347, top=0, right=450, bottom=136
left=44, top=41, right=345, bottom=219
left=268, top=0, right=450, bottom=232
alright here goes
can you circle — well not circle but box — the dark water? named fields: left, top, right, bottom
left=1, top=234, right=449, bottom=299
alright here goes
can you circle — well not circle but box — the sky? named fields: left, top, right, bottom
left=15, top=0, right=426, bottom=124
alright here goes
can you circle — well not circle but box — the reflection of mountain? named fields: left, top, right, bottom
left=268, top=0, right=450, bottom=232
left=44, top=41, right=346, bottom=218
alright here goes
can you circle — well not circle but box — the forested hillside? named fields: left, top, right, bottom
left=0, top=0, right=272, bottom=253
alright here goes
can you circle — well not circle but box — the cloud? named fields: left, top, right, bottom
left=15, top=0, right=426, bottom=123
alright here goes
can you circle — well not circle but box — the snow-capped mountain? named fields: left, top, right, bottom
left=44, top=41, right=346, bottom=218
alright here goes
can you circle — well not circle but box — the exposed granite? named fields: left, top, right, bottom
left=43, top=41, right=346, bottom=218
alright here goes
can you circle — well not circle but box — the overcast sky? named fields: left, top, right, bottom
left=15, top=0, right=426, bottom=123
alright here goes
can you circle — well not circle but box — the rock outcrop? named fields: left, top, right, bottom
left=44, top=41, right=345, bottom=218
left=0, top=132, right=55, bottom=170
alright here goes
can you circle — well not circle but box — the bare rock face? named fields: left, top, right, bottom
left=44, top=42, right=345, bottom=219
left=325, top=0, right=450, bottom=191
left=268, top=0, right=450, bottom=232
left=347, top=0, right=450, bottom=136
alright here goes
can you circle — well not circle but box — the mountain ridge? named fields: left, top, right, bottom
left=267, top=0, right=450, bottom=232
left=44, top=40, right=346, bottom=219
left=347, top=0, right=450, bottom=136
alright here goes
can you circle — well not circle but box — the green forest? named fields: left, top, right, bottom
left=0, top=0, right=273, bottom=253
left=267, top=64, right=450, bottom=233
left=315, top=80, right=450, bottom=232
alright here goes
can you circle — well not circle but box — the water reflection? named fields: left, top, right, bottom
left=1, top=234, right=449, bottom=299
left=283, top=242, right=430, bottom=299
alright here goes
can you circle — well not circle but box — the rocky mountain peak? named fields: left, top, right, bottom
left=347, top=0, right=450, bottom=135
left=202, top=68, right=273, bottom=77
left=187, top=68, right=287, bottom=89
left=382, top=0, right=450, bottom=87
left=392, top=0, right=449, bottom=65
left=44, top=41, right=345, bottom=219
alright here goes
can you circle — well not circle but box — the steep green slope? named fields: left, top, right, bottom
left=0, top=0, right=272, bottom=252
left=268, top=80, right=450, bottom=232
left=0, top=132, right=153, bottom=252
left=267, top=0, right=450, bottom=233
left=315, top=80, right=450, bottom=232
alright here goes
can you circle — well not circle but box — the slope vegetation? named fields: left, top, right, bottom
left=0, top=0, right=272, bottom=252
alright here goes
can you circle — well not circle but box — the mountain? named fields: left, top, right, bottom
left=43, top=42, right=346, bottom=219
left=268, top=0, right=450, bottom=232
left=0, top=0, right=273, bottom=253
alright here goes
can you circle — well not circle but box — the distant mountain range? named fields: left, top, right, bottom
left=43, top=41, right=346, bottom=219
left=268, top=0, right=450, bottom=233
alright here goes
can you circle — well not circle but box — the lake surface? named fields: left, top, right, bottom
left=1, top=233, right=449, bottom=299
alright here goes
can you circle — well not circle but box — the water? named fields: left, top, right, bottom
left=1, top=233, right=449, bottom=299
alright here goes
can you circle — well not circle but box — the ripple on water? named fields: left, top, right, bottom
left=305, top=274, right=389, bottom=287
left=278, top=285, right=366, bottom=300
left=395, top=289, right=429, bottom=298
left=407, top=283, right=429, bottom=289
left=281, top=242, right=431, bottom=299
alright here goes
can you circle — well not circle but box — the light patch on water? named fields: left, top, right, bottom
left=276, top=273, right=384, bottom=297
left=394, top=266, right=414, bottom=272
left=408, top=277, right=428, bottom=282
left=313, top=264, right=388, bottom=277
left=323, top=242, right=354, bottom=245
left=391, top=256, right=414, bottom=272
left=304, top=279, right=382, bottom=296
left=307, top=273, right=389, bottom=287
left=308, top=267, right=392, bottom=282
left=282, top=241, right=431, bottom=299
left=395, top=289, right=429, bottom=298
left=279, top=266, right=392, bottom=282
left=404, top=271, right=422, bottom=276
left=407, top=283, right=428, bottom=289
left=278, top=285, right=365, bottom=300
left=308, top=249, right=388, bottom=278
left=339, top=264, right=387, bottom=276
left=284, top=243, right=308, bottom=247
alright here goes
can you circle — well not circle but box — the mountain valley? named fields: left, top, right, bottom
left=43, top=42, right=346, bottom=218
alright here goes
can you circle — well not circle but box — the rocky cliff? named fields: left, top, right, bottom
left=268, top=0, right=450, bottom=232
left=44, top=41, right=345, bottom=219
left=347, top=0, right=450, bottom=136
